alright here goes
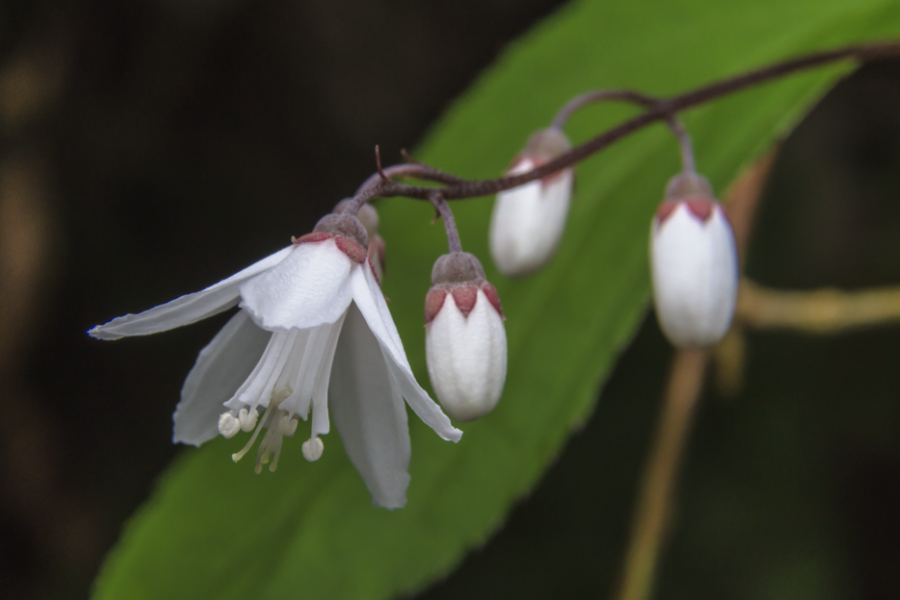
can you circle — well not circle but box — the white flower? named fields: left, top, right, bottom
left=489, top=127, right=574, bottom=277
left=650, top=196, right=738, bottom=348
left=90, top=214, right=462, bottom=509
left=424, top=253, right=507, bottom=422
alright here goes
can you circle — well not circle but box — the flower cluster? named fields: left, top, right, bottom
left=91, top=84, right=742, bottom=510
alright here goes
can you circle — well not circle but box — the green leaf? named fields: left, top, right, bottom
left=92, top=1, right=900, bottom=599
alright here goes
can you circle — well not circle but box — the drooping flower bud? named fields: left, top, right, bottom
left=334, top=199, right=386, bottom=282
left=650, top=172, right=738, bottom=348
left=489, top=127, right=574, bottom=278
left=425, top=252, right=507, bottom=422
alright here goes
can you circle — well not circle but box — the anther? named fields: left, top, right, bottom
left=302, top=437, right=324, bottom=462
left=280, top=415, right=299, bottom=437
left=218, top=412, right=241, bottom=438
left=238, top=407, right=259, bottom=431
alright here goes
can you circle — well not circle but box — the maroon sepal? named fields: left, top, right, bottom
left=424, top=288, right=447, bottom=324
left=335, top=235, right=367, bottom=264
left=656, top=198, right=716, bottom=225
left=481, top=283, right=505, bottom=320
left=293, top=231, right=332, bottom=245
left=451, top=286, right=478, bottom=318
left=367, top=257, right=381, bottom=287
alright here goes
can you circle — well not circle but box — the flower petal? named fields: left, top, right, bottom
left=173, top=310, right=271, bottom=446
left=89, top=246, right=293, bottom=340
left=329, top=304, right=411, bottom=509
left=239, top=239, right=355, bottom=331
left=350, top=265, right=463, bottom=443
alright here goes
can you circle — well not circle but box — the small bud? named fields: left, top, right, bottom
left=489, top=127, right=574, bottom=277
left=425, top=252, right=507, bottom=421
left=650, top=173, right=738, bottom=348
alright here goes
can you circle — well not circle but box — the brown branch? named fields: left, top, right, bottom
left=350, top=41, right=900, bottom=206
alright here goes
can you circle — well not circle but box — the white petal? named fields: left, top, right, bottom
left=489, top=159, right=573, bottom=277
left=329, top=304, right=411, bottom=509
left=89, top=246, right=293, bottom=340
left=426, top=289, right=507, bottom=421
left=350, top=266, right=463, bottom=443
left=239, top=239, right=356, bottom=331
left=173, top=310, right=272, bottom=446
left=309, top=311, right=346, bottom=438
left=224, top=329, right=294, bottom=411
left=651, top=204, right=738, bottom=348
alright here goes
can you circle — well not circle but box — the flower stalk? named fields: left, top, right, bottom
left=343, top=41, right=900, bottom=210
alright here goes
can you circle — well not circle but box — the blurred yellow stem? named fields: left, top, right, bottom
left=615, top=350, right=709, bottom=600
left=737, top=279, right=900, bottom=333
left=615, top=153, right=775, bottom=600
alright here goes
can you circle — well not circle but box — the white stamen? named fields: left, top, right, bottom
left=280, top=415, right=298, bottom=437
left=232, top=406, right=271, bottom=463
left=218, top=412, right=241, bottom=438
left=238, top=407, right=259, bottom=431
left=302, top=437, right=324, bottom=462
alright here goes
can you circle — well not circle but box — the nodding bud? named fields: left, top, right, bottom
left=425, top=252, right=507, bottom=422
left=489, top=127, right=574, bottom=278
left=335, top=200, right=387, bottom=282
left=650, top=173, right=738, bottom=348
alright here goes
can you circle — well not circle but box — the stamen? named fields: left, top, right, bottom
left=238, top=407, right=259, bottom=431
left=232, top=407, right=272, bottom=463
left=218, top=412, right=241, bottom=438
left=280, top=415, right=299, bottom=437
left=302, top=436, right=324, bottom=462
left=255, top=425, right=285, bottom=474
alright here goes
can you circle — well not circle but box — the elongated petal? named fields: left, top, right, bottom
left=239, top=239, right=355, bottom=331
left=350, top=265, right=463, bottom=443
left=329, top=304, right=411, bottom=509
left=173, top=310, right=272, bottom=445
left=89, top=246, right=293, bottom=340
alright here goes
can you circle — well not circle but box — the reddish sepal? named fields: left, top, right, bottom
left=685, top=198, right=714, bottom=221
left=451, top=286, right=478, bottom=318
left=335, top=235, right=367, bottom=264
left=293, top=232, right=332, bottom=245
left=481, top=283, right=505, bottom=320
left=656, top=197, right=716, bottom=225
left=655, top=200, right=679, bottom=224
left=424, top=288, right=447, bottom=324
left=367, top=257, right=382, bottom=287
left=369, top=237, right=386, bottom=273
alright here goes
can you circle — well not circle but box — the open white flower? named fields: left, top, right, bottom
left=90, top=213, right=462, bottom=509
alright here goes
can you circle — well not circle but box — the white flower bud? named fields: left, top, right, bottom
left=425, top=253, right=507, bottom=422
left=650, top=175, right=738, bottom=348
left=490, top=127, right=574, bottom=277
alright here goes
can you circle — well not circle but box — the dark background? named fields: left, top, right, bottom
left=2, top=1, right=899, bottom=599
